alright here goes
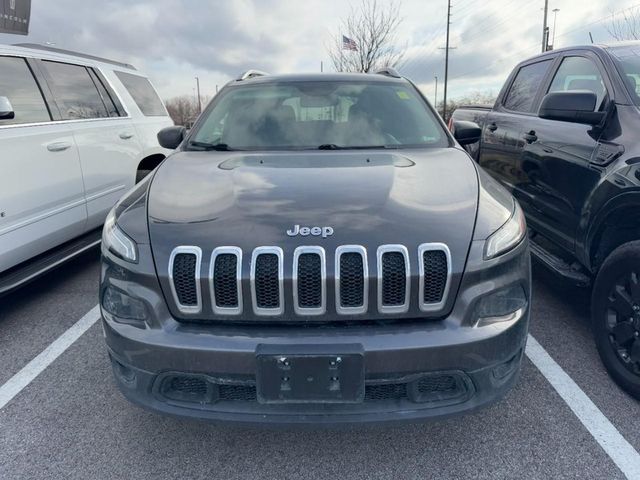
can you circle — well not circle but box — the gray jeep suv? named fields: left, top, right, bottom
left=100, top=69, right=531, bottom=424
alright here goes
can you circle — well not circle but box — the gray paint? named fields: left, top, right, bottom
left=146, top=148, right=485, bottom=322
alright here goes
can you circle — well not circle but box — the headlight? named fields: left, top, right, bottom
left=475, top=284, right=527, bottom=326
left=484, top=202, right=526, bottom=260
left=102, top=209, right=138, bottom=262
left=102, top=286, right=147, bottom=321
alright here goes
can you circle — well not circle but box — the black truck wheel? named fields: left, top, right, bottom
left=592, top=241, right=640, bottom=399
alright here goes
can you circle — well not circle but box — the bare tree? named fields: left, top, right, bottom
left=328, top=0, right=404, bottom=73
left=607, top=6, right=640, bottom=41
left=165, top=95, right=211, bottom=127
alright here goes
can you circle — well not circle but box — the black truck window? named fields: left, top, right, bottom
left=548, top=56, right=606, bottom=109
left=503, top=59, right=553, bottom=113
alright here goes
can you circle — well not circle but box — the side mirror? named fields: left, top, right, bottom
left=452, top=120, right=482, bottom=145
left=0, top=96, right=15, bottom=120
left=538, top=91, right=605, bottom=125
left=157, top=126, right=186, bottom=149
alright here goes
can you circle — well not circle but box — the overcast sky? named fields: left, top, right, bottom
left=0, top=0, right=632, bottom=103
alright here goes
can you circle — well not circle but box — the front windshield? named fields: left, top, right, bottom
left=610, top=45, right=640, bottom=105
left=188, top=80, right=448, bottom=150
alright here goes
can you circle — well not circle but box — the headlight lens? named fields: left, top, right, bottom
left=484, top=202, right=526, bottom=260
left=102, top=209, right=138, bottom=262
left=102, top=286, right=146, bottom=320
left=475, top=284, right=527, bottom=326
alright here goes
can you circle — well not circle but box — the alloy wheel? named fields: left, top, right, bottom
left=606, top=271, right=640, bottom=375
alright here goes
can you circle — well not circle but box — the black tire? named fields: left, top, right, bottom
left=136, top=169, right=151, bottom=183
left=592, top=240, right=640, bottom=400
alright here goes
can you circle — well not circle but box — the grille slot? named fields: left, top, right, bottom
left=377, top=245, right=410, bottom=314
left=251, top=247, right=284, bottom=315
left=336, top=246, right=368, bottom=315
left=418, top=243, right=451, bottom=312
left=293, top=247, right=326, bottom=315
left=169, top=247, right=202, bottom=314
left=210, top=247, right=242, bottom=315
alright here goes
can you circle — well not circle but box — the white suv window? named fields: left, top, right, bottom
left=114, top=71, right=166, bottom=116
left=42, top=60, right=112, bottom=120
left=0, top=56, right=51, bottom=125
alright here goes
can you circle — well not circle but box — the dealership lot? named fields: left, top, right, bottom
left=0, top=250, right=639, bottom=479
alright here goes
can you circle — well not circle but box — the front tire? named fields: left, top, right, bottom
left=592, top=241, right=640, bottom=400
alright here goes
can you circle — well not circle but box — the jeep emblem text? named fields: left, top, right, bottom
left=287, top=225, right=334, bottom=238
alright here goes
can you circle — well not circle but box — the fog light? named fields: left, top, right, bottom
left=475, top=284, right=527, bottom=326
left=102, top=286, right=147, bottom=321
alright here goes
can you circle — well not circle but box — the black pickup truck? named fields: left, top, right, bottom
left=452, top=42, right=640, bottom=399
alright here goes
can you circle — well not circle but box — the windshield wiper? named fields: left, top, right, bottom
left=187, top=141, right=238, bottom=151
left=317, top=144, right=397, bottom=150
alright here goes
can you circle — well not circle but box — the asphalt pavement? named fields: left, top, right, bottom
left=0, top=250, right=639, bottom=479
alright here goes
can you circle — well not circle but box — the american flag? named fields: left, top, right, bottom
left=342, top=35, right=358, bottom=51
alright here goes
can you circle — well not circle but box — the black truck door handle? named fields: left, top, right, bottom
left=487, top=123, right=498, bottom=132
left=523, top=131, right=538, bottom=143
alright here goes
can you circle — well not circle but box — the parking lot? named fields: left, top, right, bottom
left=0, top=249, right=638, bottom=479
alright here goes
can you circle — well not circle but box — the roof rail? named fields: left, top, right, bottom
left=375, top=67, right=402, bottom=78
left=237, top=70, right=269, bottom=81
left=12, top=43, right=136, bottom=70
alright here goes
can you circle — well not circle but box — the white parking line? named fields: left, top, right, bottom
left=526, top=334, right=640, bottom=480
left=0, top=305, right=100, bottom=411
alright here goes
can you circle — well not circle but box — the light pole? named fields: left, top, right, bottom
left=443, top=0, right=452, bottom=120
left=195, top=76, right=202, bottom=114
left=541, top=0, right=549, bottom=53
left=434, top=75, right=438, bottom=110
left=551, top=8, right=560, bottom=50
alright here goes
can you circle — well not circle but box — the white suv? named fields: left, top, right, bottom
left=0, top=43, right=173, bottom=293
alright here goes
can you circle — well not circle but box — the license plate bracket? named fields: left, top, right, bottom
left=256, top=346, right=364, bottom=404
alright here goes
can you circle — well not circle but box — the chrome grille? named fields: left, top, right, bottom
left=250, top=247, right=284, bottom=315
left=293, top=246, right=326, bottom=315
left=210, top=247, right=242, bottom=315
left=418, top=243, right=452, bottom=312
left=335, top=245, right=368, bottom=314
left=377, top=245, right=410, bottom=314
left=168, top=246, right=202, bottom=314
left=168, top=244, right=450, bottom=318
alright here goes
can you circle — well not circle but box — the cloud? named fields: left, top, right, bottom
left=0, top=0, right=629, bottom=101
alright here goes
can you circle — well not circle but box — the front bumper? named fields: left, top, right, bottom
left=101, top=238, right=530, bottom=425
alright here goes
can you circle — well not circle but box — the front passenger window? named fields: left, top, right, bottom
left=548, top=56, right=607, bottom=109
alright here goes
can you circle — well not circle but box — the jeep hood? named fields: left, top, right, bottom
left=147, top=148, right=479, bottom=320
